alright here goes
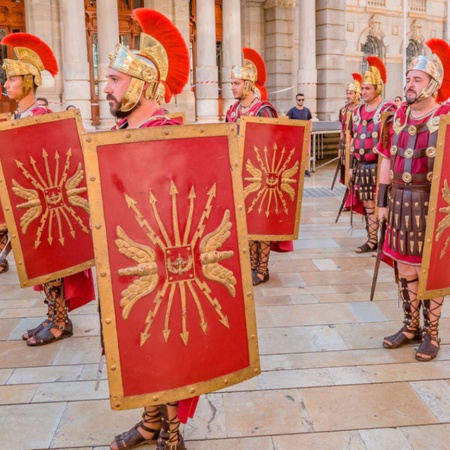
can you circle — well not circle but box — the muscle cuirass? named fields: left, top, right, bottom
left=350, top=103, right=384, bottom=163
left=351, top=104, right=386, bottom=201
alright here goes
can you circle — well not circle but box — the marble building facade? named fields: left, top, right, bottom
left=0, top=0, right=448, bottom=129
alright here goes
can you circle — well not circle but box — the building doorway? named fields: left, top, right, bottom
left=0, top=0, right=26, bottom=114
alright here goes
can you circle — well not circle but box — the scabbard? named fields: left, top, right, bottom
left=370, top=219, right=387, bottom=301
left=330, top=157, right=342, bottom=191
left=335, top=186, right=348, bottom=224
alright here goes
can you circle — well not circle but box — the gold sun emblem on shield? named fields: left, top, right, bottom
left=12, top=148, right=90, bottom=248
left=436, top=179, right=450, bottom=259
left=243, top=143, right=299, bottom=216
left=115, top=181, right=237, bottom=347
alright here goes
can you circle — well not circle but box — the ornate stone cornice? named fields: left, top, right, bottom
left=264, top=0, right=296, bottom=8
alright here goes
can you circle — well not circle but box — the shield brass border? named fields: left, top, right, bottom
left=0, top=111, right=95, bottom=287
left=238, top=116, right=311, bottom=241
left=418, top=114, right=450, bottom=299
left=344, top=111, right=352, bottom=185
left=82, top=122, right=260, bottom=410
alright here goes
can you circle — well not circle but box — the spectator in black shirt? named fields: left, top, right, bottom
left=287, top=93, right=313, bottom=176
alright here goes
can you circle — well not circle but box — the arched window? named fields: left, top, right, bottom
left=406, top=39, right=423, bottom=68
left=0, top=1, right=26, bottom=114
left=361, top=36, right=382, bottom=74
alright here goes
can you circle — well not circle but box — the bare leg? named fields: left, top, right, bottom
left=416, top=297, right=443, bottom=361
left=383, top=272, right=421, bottom=348
left=356, top=200, right=378, bottom=253
left=0, top=230, right=9, bottom=274
left=249, top=240, right=259, bottom=272
left=27, top=280, right=73, bottom=346
left=252, top=241, right=270, bottom=285
left=163, top=402, right=186, bottom=449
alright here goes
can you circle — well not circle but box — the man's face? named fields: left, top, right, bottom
left=404, top=70, right=431, bottom=104
left=296, top=96, right=305, bottom=107
left=361, top=84, right=377, bottom=103
left=4, top=75, right=24, bottom=101
left=231, top=79, right=245, bottom=100
left=394, top=97, right=402, bottom=107
left=36, top=100, right=47, bottom=107
left=346, top=90, right=356, bottom=104
left=104, top=68, right=133, bottom=117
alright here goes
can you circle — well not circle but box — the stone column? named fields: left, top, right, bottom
left=297, top=1, right=317, bottom=117
left=60, top=0, right=91, bottom=127
left=264, top=0, right=295, bottom=114
left=195, top=0, right=219, bottom=122
left=316, top=0, right=346, bottom=120
left=96, top=0, right=119, bottom=128
left=221, top=0, right=242, bottom=114
left=24, top=0, right=61, bottom=109
left=242, top=0, right=265, bottom=51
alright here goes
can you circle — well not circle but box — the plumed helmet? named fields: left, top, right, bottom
left=406, top=38, right=450, bottom=102
left=362, top=56, right=387, bottom=96
left=231, top=48, right=268, bottom=100
left=346, top=72, right=362, bottom=100
left=1, top=32, right=58, bottom=95
left=108, top=8, right=190, bottom=112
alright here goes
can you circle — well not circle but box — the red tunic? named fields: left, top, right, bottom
left=112, top=109, right=183, bottom=129
left=376, top=103, right=450, bottom=265
left=225, top=99, right=277, bottom=123
left=13, top=106, right=96, bottom=309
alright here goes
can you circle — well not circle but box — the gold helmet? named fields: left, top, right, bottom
left=362, top=56, right=386, bottom=96
left=231, top=48, right=268, bottom=100
left=346, top=72, right=362, bottom=101
left=406, top=38, right=450, bottom=102
left=1, top=32, right=58, bottom=97
left=108, top=8, right=190, bottom=112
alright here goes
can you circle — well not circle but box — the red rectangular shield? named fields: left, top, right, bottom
left=0, top=111, right=95, bottom=287
left=0, top=199, right=6, bottom=232
left=418, top=114, right=450, bottom=299
left=82, top=123, right=260, bottom=410
left=239, top=116, right=311, bottom=240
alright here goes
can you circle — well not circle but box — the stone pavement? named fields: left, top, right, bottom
left=1, top=163, right=450, bottom=450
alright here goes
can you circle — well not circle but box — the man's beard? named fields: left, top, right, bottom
left=405, top=90, right=418, bottom=105
left=107, top=94, right=132, bottom=118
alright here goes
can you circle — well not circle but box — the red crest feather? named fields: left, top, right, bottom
left=132, top=8, right=190, bottom=103
left=242, top=48, right=268, bottom=100
left=366, top=56, right=387, bottom=84
left=1, top=32, right=58, bottom=77
left=352, top=72, right=363, bottom=85
left=425, top=38, right=450, bottom=103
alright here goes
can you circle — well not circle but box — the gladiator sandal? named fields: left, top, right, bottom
left=160, top=402, right=186, bottom=450
left=383, top=277, right=422, bottom=349
left=0, top=230, right=9, bottom=274
left=415, top=298, right=442, bottom=362
left=249, top=240, right=260, bottom=272
left=111, top=406, right=162, bottom=450
left=22, top=300, right=54, bottom=341
left=252, top=241, right=270, bottom=286
left=355, top=206, right=378, bottom=253
left=27, top=280, right=73, bottom=346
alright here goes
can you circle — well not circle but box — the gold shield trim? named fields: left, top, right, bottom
left=238, top=116, right=311, bottom=241
left=82, top=123, right=260, bottom=410
left=418, top=114, right=450, bottom=299
left=0, top=111, right=95, bottom=287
